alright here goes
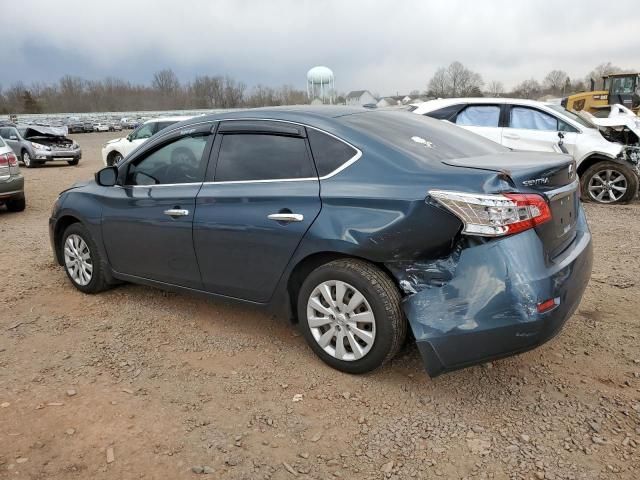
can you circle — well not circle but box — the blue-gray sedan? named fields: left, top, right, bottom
left=49, top=107, right=593, bottom=376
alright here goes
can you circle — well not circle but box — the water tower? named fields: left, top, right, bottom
left=307, top=66, right=335, bottom=104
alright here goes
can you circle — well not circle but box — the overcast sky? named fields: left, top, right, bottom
left=4, top=0, right=639, bottom=96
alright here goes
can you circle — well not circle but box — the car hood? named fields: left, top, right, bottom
left=105, top=137, right=125, bottom=145
left=60, top=179, right=92, bottom=195
left=22, top=125, right=69, bottom=138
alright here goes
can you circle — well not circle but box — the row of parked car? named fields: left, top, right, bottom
left=9, top=97, right=638, bottom=375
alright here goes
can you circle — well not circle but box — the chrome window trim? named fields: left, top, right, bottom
left=213, top=118, right=362, bottom=183
left=120, top=117, right=363, bottom=187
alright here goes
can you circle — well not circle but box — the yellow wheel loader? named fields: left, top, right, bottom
left=562, top=72, right=640, bottom=116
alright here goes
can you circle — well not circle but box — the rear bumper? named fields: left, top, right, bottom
left=0, top=174, right=24, bottom=198
left=400, top=208, right=593, bottom=377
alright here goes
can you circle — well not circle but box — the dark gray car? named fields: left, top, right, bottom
left=49, top=107, right=593, bottom=376
left=0, top=124, right=81, bottom=167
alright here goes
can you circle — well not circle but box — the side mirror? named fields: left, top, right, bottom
left=126, top=134, right=132, bottom=141
left=95, top=166, right=118, bottom=187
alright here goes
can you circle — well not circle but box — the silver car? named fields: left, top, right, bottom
left=0, top=124, right=82, bottom=168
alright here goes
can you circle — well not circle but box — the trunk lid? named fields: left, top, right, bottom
left=444, top=151, right=579, bottom=257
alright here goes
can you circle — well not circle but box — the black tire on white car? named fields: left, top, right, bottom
left=580, top=161, right=639, bottom=204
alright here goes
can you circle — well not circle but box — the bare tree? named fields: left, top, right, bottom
left=427, top=68, right=448, bottom=97
left=427, top=62, right=483, bottom=98
left=512, top=78, right=542, bottom=99
left=487, top=80, right=504, bottom=97
left=584, top=62, right=623, bottom=87
left=152, top=69, right=180, bottom=95
left=543, top=70, right=568, bottom=94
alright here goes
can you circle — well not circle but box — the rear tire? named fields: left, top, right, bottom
left=107, top=152, right=122, bottom=166
left=580, top=161, right=638, bottom=204
left=297, top=259, right=407, bottom=374
left=5, top=193, right=26, bottom=212
left=61, top=223, right=110, bottom=294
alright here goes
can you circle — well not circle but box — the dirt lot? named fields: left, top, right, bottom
left=0, top=131, right=639, bottom=480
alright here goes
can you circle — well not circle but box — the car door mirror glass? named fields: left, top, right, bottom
left=95, top=166, right=118, bottom=186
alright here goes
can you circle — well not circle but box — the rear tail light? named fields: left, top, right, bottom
left=0, top=153, right=16, bottom=167
left=429, top=190, right=552, bottom=237
left=7, top=152, right=18, bottom=167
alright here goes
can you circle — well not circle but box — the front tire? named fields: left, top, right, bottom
left=107, top=152, right=123, bottom=166
left=61, top=223, right=110, bottom=294
left=22, top=151, right=33, bottom=168
left=581, top=161, right=638, bottom=204
left=67, top=159, right=80, bottom=166
left=297, top=259, right=407, bottom=374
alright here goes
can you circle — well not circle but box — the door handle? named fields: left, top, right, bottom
left=503, top=133, right=520, bottom=140
left=164, top=208, right=189, bottom=217
left=267, top=213, right=304, bottom=223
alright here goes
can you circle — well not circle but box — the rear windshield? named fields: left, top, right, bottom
left=340, top=110, right=506, bottom=161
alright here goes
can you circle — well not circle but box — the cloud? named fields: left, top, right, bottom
left=3, top=0, right=640, bottom=95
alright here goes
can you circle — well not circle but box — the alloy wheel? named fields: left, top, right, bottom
left=23, top=152, right=31, bottom=167
left=306, top=280, right=376, bottom=361
left=64, top=234, right=93, bottom=286
left=588, top=169, right=628, bottom=203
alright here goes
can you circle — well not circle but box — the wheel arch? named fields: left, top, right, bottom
left=285, top=251, right=399, bottom=324
left=53, top=215, right=83, bottom=265
left=576, top=153, right=615, bottom=177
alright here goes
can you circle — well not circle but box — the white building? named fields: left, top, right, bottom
left=345, top=90, right=377, bottom=106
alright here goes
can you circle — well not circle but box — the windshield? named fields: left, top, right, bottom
left=548, top=105, right=595, bottom=129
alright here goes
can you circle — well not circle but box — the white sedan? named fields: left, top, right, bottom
left=411, top=97, right=638, bottom=204
left=101, top=116, right=192, bottom=166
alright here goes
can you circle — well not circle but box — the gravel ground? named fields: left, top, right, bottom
left=0, top=132, right=639, bottom=480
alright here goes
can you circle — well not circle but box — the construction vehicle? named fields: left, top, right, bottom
left=562, top=72, right=640, bottom=116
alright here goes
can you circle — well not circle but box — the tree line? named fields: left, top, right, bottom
left=1, top=62, right=635, bottom=115
left=0, top=69, right=308, bottom=114
left=427, top=61, right=635, bottom=99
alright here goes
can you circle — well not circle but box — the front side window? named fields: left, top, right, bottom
left=307, top=129, right=357, bottom=177
left=126, top=135, right=210, bottom=185
left=130, top=123, right=155, bottom=141
left=455, top=105, right=500, bottom=127
left=215, top=134, right=314, bottom=182
left=509, top=107, right=557, bottom=131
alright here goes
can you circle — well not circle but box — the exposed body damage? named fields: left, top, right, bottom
left=387, top=201, right=593, bottom=377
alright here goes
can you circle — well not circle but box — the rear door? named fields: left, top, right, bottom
left=193, top=120, right=321, bottom=302
left=452, top=104, right=503, bottom=144
left=503, top=105, right=577, bottom=155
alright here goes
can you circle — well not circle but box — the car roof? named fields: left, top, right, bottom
left=144, top=116, right=195, bottom=124
left=413, top=97, right=564, bottom=113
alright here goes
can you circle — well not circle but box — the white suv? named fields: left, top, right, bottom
left=101, top=116, right=192, bottom=166
left=411, top=98, right=639, bottom=204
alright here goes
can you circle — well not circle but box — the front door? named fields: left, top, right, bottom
left=194, top=121, right=321, bottom=302
left=101, top=129, right=213, bottom=288
left=502, top=105, right=577, bottom=155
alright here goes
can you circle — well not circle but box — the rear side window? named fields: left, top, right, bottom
left=215, top=134, right=314, bottom=182
left=509, top=107, right=557, bottom=131
left=307, top=129, right=358, bottom=177
left=0, top=136, right=4, bottom=147
left=0, top=128, right=10, bottom=139
left=424, top=104, right=465, bottom=120
left=455, top=105, right=500, bottom=127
